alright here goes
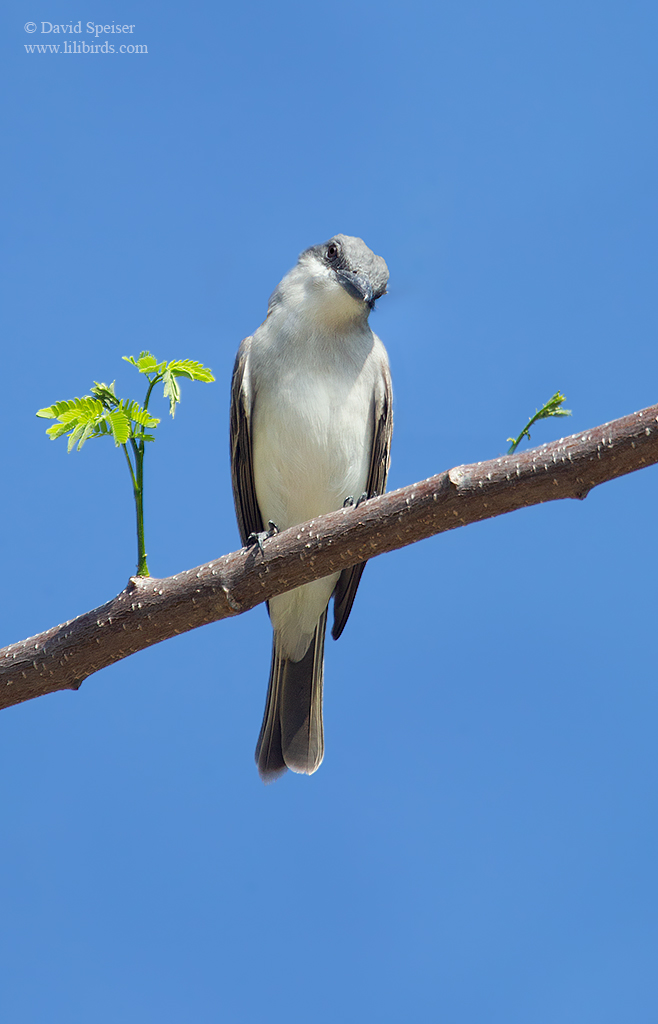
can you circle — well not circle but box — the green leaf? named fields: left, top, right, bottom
left=120, top=399, right=160, bottom=429
left=67, top=420, right=88, bottom=453
left=138, top=353, right=160, bottom=373
left=107, top=409, right=131, bottom=446
left=36, top=405, right=58, bottom=420
left=167, top=359, right=215, bottom=383
left=161, top=367, right=181, bottom=417
left=91, top=381, right=118, bottom=408
left=36, top=395, right=119, bottom=451
left=38, top=352, right=214, bottom=578
left=45, top=421, right=75, bottom=440
left=75, top=420, right=97, bottom=451
left=507, top=391, right=572, bottom=454
left=37, top=397, right=97, bottom=421
left=41, top=397, right=103, bottom=422
left=123, top=351, right=167, bottom=376
left=156, top=359, right=215, bottom=417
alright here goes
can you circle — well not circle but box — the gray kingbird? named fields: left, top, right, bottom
left=230, top=234, right=392, bottom=780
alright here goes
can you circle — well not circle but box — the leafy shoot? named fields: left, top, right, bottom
left=37, top=352, right=215, bottom=576
left=507, top=391, right=572, bottom=454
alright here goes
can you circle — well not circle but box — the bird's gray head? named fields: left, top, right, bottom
left=269, top=234, right=389, bottom=329
left=302, top=234, right=389, bottom=309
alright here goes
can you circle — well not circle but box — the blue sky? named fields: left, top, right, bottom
left=2, top=1, right=657, bottom=1021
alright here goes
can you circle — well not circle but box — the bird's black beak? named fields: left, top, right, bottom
left=336, top=269, right=375, bottom=309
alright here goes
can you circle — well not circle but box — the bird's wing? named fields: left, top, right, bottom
left=230, top=337, right=264, bottom=546
left=331, top=357, right=393, bottom=640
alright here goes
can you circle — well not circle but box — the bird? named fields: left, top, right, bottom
left=230, top=234, right=392, bottom=780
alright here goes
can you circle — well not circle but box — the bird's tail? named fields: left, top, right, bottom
left=256, top=610, right=326, bottom=781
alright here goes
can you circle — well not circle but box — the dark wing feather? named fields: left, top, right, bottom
left=229, top=338, right=264, bottom=546
left=332, top=359, right=393, bottom=640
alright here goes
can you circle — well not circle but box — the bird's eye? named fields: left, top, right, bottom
left=326, top=243, right=339, bottom=260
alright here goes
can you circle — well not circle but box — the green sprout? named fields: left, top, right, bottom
left=507, top=391, right=572, bottom=454
left=37, top=352, right=214, bottom=577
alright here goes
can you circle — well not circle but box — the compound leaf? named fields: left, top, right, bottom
left=507, top=391, right=572, bottom=454
left=107, top=409, right=132, bottom=446
left=162, top=368, right=181, bottom=417
left=167, top=359, right=215, bottom=384
left=121, top=400, right=160, bottom=429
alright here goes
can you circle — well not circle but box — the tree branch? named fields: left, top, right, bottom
left=2, top=403, right=657, bottom=711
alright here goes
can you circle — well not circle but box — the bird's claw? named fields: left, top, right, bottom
left=247, top=520, right=279, bottom=555
left=343, top=492, right=368, bottom=510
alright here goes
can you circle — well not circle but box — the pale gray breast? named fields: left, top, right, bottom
left=250, top=326, right=377, bottom=530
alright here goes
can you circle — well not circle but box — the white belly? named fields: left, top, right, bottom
left=252, top=373, right=372, bottom=530
left=251, top=363, right=373, bottom=660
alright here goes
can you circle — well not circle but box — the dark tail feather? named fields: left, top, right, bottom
left=255, top=610, right=326, bottom=781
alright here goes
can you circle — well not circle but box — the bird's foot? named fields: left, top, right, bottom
left=247, top=520, right=279, bottom=555
left=343, top=492, right=368, bottom=509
